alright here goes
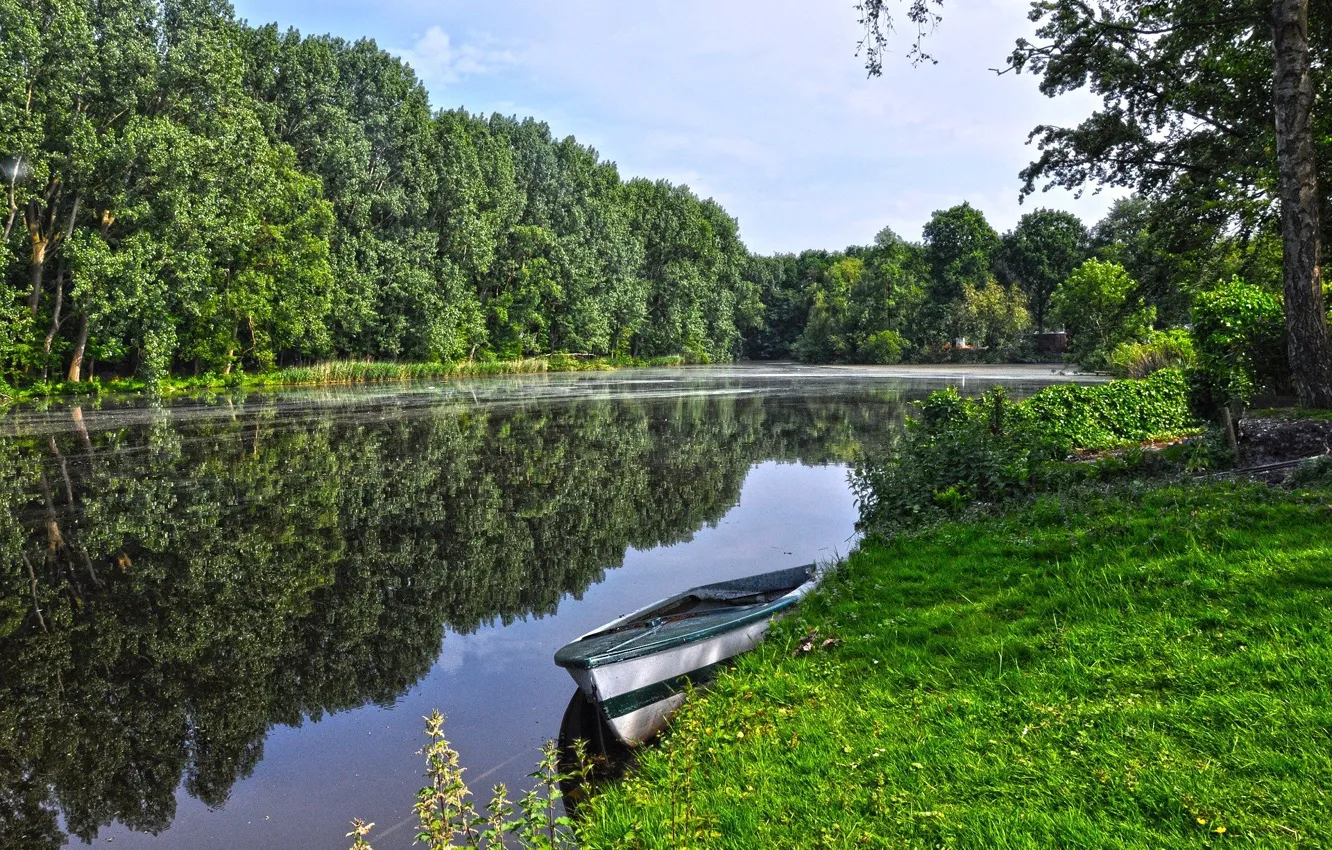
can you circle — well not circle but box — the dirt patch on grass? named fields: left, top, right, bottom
left=1239, top=416, right=1332, bottom=467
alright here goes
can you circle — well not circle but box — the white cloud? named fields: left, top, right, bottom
left=395, top=26, right=517, bottom=87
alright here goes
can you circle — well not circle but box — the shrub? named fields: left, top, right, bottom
left=1286, top=456, right=1332, bottom=486
left=858, top=329, right=907, bottom=364
left=1015, top=368, right=1192, bottom=451
left=854, top=371, right=1194, bottom=533
left=1108, top=329, right=1194, bottom=378
left=1189, top=277, right=1288, bottom=412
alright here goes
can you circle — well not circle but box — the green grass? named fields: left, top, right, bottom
left=580, top=480, right=1332, bottom=849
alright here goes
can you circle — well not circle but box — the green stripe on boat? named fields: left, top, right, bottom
left=601, top=662, right=724, bottom=718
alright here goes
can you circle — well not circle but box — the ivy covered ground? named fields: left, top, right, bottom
left=580, top=478, right=1332, bottom=849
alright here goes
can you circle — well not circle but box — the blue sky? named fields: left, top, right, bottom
left=231, top=0, right=1119, bottom=255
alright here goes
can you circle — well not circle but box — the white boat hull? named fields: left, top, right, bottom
left=568, top=617, right=773, bottom=745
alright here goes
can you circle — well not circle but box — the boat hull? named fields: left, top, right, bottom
left=567, top=616, right=773, bottom=745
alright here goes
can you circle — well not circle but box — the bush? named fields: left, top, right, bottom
left=858, top=329, right=907, bottom=364
left=1108, top=329, right=1194, bottom=378
left=1189, top=277, right=1288, bottom=412
left=1015, top=368, right=1192, bottom=451
left=1286, top=456, right=1332, bottom=486
left=854, top=371, right=1194, bottom=533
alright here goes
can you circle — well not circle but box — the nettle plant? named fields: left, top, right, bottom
left=347, top=711, right=591, bottom=850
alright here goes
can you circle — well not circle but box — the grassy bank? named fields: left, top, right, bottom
left=0, top=354, right=690, bottom=401
left=580, top=479, right=1332, bottom=848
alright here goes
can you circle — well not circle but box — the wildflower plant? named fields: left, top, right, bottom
left=349, top=711, right=591, bottom=850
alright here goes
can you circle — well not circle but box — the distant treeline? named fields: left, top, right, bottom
left=742, top=196, right=1282, bottom=366
left=1, top=0, right=754, bottom=387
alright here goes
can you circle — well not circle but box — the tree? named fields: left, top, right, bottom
left=1270, top=0, right=1332, bottom=406
left=958, top=279, right=1031, bottom=351
left=1052, top=259, right=1155, bottom=369
left=1000, top=209, right=1087, bottom=332
left=1006, top=0, right=1332, bottom=406
left=921, top=203, right=1001, bottom=305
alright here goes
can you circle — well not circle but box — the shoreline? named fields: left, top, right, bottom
left=0, top=354, right=689, bottom=403
left=0, top=358, right=1101, bottom=405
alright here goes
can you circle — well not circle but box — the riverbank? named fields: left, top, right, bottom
left=0, top=358, right=1104, bottom=404
left=0, top=354, right=690, bottom=402
left=579, top=476, right=1332, bottom=848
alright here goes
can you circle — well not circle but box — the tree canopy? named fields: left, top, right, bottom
left=0, top=1, right=756, bottom=388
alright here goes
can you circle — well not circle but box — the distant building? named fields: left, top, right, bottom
left=1031, top=332, right=1068, bottom=354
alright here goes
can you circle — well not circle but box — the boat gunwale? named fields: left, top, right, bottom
left=554, top=570, right=816, bottom=670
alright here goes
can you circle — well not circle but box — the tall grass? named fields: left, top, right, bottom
left=265, top=357, right=557, bottom=387
left=5, top=353, right=695, bottom=401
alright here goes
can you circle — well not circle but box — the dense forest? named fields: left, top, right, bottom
left=741, top=195, right=1283, bottom=373
left=4, top=0, right=1325, bottom=404
left=1, top=0, right=756, bottom=388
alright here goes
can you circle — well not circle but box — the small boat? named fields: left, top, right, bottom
left=553, top=564, right=818, bottom=745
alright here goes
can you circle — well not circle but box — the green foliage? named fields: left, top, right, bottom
left=999, top=208, right=1088, bottom=332
left=580, top=480, right=1332, bottom=848
left=1189, top=277, right=1289, bottom=411
left=0, top=2, right=753, bottom=389
left=859, top=329, right=907, bottom=365
left=1107, top=328, right=1194, bottom=378
left=1014, top=368, right=1191, bottom=450
left=351, top=711, right=587, bottom=850
left=1051, top=259, right=1156, bottom=369
left=853, top=387, right=1052, bottom=530
left=955, top=279, right=1031, bottom=352
left=854, top=371, right=1193, bottom=533
left=1010, top=0, right=1332, bottom=287
left=922, top=202, right=1001, bottom=303
left=1286, top=455, right=1332, bottom=486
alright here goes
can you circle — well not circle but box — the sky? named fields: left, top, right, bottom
left=230, top=0, right=1121, bottom=255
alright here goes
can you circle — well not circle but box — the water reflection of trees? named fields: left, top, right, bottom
left=0, top=389, right=904, bottom=846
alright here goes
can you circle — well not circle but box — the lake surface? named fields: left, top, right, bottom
left=0, top=363, right=1091, bottom=849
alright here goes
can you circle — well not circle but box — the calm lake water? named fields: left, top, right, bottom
left=0, top=363, right=1090, bottom=849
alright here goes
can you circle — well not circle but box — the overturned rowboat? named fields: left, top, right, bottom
left=553, top=564, right=818, bottom=745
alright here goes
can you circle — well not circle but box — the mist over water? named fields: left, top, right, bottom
left=0, top=364, right=1080, bottom=849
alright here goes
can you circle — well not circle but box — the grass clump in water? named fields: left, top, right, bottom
left=578, top=479, right=1332, bottom=848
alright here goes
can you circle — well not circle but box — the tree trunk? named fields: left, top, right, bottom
left=1272, top=0, right=1332, bottom=407
left=67, top=313, right=89, bottom=383
left=67, top=208, right=110, bottom=384
left=42, top=265, right=65, bottom=380
left=26, top=199, right=48, bottom=316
